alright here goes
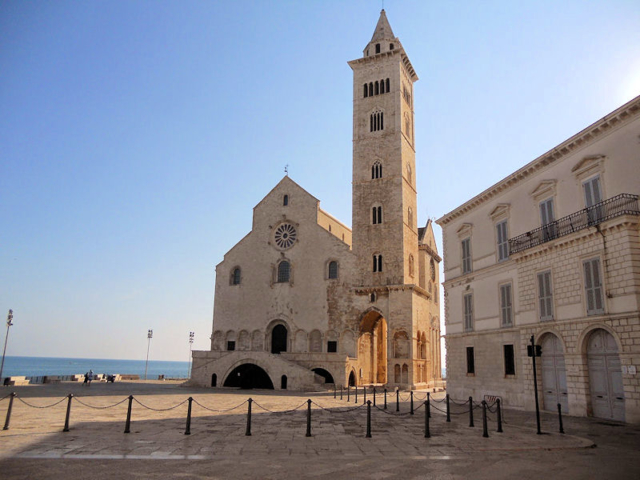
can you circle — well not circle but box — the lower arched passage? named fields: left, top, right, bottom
left=312, top=368, right=334, bottom=384
left=223, top=363, right=274, bottom=390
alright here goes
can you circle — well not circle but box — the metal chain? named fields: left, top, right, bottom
left=0, top=392, right=14, bottom=401
left=311, top=400, right=367, bottom=414
left=73, top=396, right=130, bottom=409
left=252, top=400, right=308, bottom=414
left=372, top=404, right=413, bottom=416
left=16, top=396, right=68, bottom=409
left=191, top=398, right=248, bottom=413
left=133, top=397, right=188, bottom=412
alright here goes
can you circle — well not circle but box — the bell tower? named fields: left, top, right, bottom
left=349, top=10, right=419, bottom=287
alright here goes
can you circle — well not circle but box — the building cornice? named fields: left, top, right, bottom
left=419, top=244, right=442, bottom=263
left=436, top=94, right=640, bottom=226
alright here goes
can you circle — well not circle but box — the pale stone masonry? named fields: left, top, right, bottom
left=437, top=94, right=640, bottom=423
left=190, top=11, right=442, bottom=392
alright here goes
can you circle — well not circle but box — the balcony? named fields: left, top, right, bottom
left=509, top=193, right=639, bottom=254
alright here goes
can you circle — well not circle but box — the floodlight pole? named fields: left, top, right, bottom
left=188, top=332, right=194, bottom=377
left=144, top=329, right=153, bottom=380
left=0, top=310, right=14, bottom=383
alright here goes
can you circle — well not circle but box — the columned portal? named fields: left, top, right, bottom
left=358, top=310, right=387, bottom=384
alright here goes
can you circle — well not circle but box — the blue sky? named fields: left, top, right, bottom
left=1, top=1, right=639, bottom=361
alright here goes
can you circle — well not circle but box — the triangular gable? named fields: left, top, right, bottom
left=489, top=204, right=510, bottom=221
left=456, top=223, right=473, bottom=238
left=530, top=180, right=556, bottom=201
left=572, top=155, right=605, bottom=180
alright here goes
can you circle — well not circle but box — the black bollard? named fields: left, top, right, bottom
left=446, top=394, right=451, bottom=422
left=384, top=388, right=387, bottom=410
left=373, top=387, right=376, bottom=407
left=3, top=392, right=16, bottom=431
left=124, top=395, right=133, bottom=434
left=340, top=385, right=343, bottom=400
left=63, top=394, right=73, bottom=432
left=185, top=397, right=193, bottom=435
left=347, top=385, right=350, bottom=402
left=366, top=400, right=372, bottom=438
left=424, top=400, right=430, bottom=438
left=558, top=403, right=564, bottom=434
left=497, top=399, right=503, bottom=433
left=306, top=399, right=312, bottom=437
left=427, top=392, right=431, bottom=418
left=410, top=391, right=414, bottom=415
left=396, top=389, right=400, bottom=412
left=363, top=387, right=366, bottom=405
left=245, top=398, right=252, bottom=436
left=482, top=400, right=489, bottom=438
left=469, top=396, right=474, bottom=427
left=355, top=385, right=358, bottom=403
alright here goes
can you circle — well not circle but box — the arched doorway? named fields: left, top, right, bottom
left=587, top=329, right=625, bottom=421
left=348, top=370, right=356, bottom=387
left=211, top=373, right=217, bottom=387
left=312, top=368, right=334, bottom=384
left=271, top=324, right=288, bottom=354
left=281, top=375, right=287, bottom=389
left=358, top=310, right=388, bottom=384
left=223, top=363, right=274, bottom=389
left=540, top=333, right=568, bottom=413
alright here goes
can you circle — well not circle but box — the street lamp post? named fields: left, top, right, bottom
left=188, top=332, right=194, bottom=378
left=0, top=310, right=14, bottom=383
left=144, top=329, right=153, bottom=381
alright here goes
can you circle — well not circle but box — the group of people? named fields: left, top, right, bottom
left=82, top=369, right=93, bottom=386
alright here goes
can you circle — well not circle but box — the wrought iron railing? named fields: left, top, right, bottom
left=509, top=193, right=639, bottom=254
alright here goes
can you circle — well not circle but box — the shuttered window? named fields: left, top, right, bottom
left=500, top=284, right=513, bottom=327
left=540, top=198, right=556, bottom=241
left=496, top=220, right=509, bottom=261
left=537, top=270, right=554, bottom=321
left=584, top=258, right=604, bottom=315
left=461, top=238, right=472, bottom=274
left=464, top=293, right=474, bottom=331
left=583, top=176, right=604, bottom=224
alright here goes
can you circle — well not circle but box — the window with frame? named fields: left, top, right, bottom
left=277, top=261, right=291, bottom=283
left=466, top=347, right=475, bottom=374
left=496, top=220, right=509, bottom=261
left=464, top=293, right=474, bottom=331
left=373, top=254, right=383, bottom=273
left=372, top=205, right=383, bottom=224
left=500, top=283, right=513, bottom=327
left=283, top=194, right=289, bottom=206
left=370, top=111, right=384, bottom=132
left=537, top=270, right=554, bottom=321
left=583, top=176, right=604, bottom=224
left=328, top=261, right=339, bottom=279
left=371, top=161, right=382, bottom=179
left=461, top=238, right=472, bottom=274
left=583, top=258, right=604, bottom=315
left=227, top=341, right=236, bottom=351
left=327, top=341, right=337, bottom=353
left=231, top=267, right=241, bottom=285
left=503, top=344, right=515, bottom=376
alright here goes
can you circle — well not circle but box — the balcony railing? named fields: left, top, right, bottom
left=509, top=193, right=639, bottom=254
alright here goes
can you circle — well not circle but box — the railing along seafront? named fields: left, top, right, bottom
left=509, top=193, right=639, bottom=254
left=0, top=386, right=567, bottom=439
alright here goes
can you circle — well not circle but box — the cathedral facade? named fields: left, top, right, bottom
left=190, top=11, right=443, bottom=391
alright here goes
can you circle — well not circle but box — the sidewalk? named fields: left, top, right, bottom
left=0, top=382, right=638, bottom=479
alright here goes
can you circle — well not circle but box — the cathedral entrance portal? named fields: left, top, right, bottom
left=358, top=310, right=388, bottom=384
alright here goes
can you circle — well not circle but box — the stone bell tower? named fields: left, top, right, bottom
left=349, top=10, right=419, bottom=288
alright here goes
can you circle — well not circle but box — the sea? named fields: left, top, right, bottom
left=0, top=356, right=190, bottom=381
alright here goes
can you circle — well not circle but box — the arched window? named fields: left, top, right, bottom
left=375, top=43, right=380, bottom=54
left=373, top=254, right=382, bottom=273
left=409, top=254, right=415, bottom=277
left=405, top=114, right=411, bottom=139
left=363, top=84, right=368, bottom=98
left=370, top=292, right=377, bottom=302
left=379, top=79, right=384, bottom=94
left=371, top=161, right=382, bottom=179
left=369, top=82, right=373, bottom=96
left=374, top=81, right=379, bottom=95
left=277, top=261, right=290, bottom=283
left=380, top=112, right=383, bottom=130
left=283, top=194, right=288, bottom=206
left=386, top=78, right=390, bottom=92
left=328, top=261, right=338, bottom=279
left=406, top=163, right=412, bottom=184
left=271, top=324, right=287, bottom=354
left=231, top=267, right=241, bottom=285
left=389, top=44, right=394, bottom=50
left=430, top=258, right=436, bottom=281
left=372, top=205, right=382, bottom=224
left=408, top=207, right=413, bottom=229
left=370, top=110, right=384, bottom=132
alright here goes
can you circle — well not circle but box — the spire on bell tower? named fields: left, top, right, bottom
left=363, top=10, right=399, bottom=57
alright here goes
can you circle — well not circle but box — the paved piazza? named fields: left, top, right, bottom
left=0, top=381, right=639, bottom=479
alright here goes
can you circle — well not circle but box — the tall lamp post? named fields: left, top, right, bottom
left=144, top=329, right=153, bottom=381
left=188, top=332, right=194, bottom=378
left=0, top=310, right=14, bottom=383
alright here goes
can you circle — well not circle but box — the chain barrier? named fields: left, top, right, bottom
left=16, top=396, right=68, bottom=409
left=311, top=400, right=367, bottom=414
left=372, top=404, right=413, bottom=416
left=252, top=400, right=308, bottom=414
left=449, top=398, right=470, bottom=406
left=73, top=396, right=130, bottom=410
left=1, top=392, right=14, bottom=402
left=191, top=398, right=248, bottom=413
left=133, top=397, right=188, bottom=412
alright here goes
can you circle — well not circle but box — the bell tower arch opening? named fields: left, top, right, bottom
left=358, top=309, right=388, bottom=384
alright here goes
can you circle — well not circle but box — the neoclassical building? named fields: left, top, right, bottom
left=437, top=95, right=640, bottom=422
left=190, top=11, right=443, bottom=391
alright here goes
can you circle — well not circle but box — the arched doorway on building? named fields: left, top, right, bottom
left=348, top=370, right=356, bottom=387
left=587, top=329, right=625, bottom=421
left=211, top=373, right=217, bottom=387
left=312, top=368, right=334, bottom=384
left=271, top=324, right=288, bottom=354
left=223, top=363, right=274, bottom=389
left=540, top=333, right=568, bottom=413
left=358, top=310, right=388, bottom=384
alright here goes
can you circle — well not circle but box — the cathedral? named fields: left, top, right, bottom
left=190, top=11, right=443, bottom=390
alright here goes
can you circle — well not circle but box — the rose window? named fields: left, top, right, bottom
left=274, top=223, right=297, bottom=249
